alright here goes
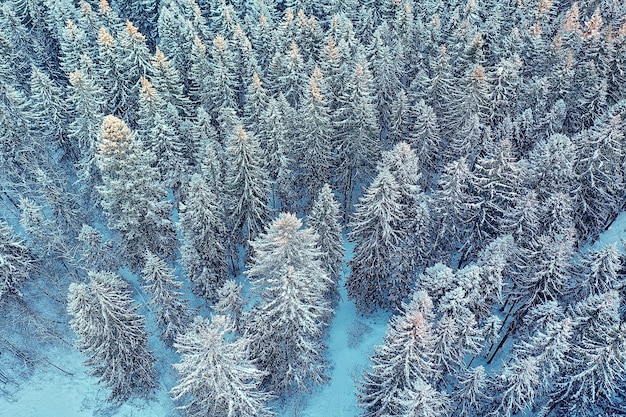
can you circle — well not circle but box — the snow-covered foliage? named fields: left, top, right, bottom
left=171, top=315, right=274, bottom=417
left=3, top=0, right=626, bottom=415
left=245, top=213, right=331, bottom=394
left=141, top=251, right=190, bottom=344
left=67, top=271, right=155, bottom=401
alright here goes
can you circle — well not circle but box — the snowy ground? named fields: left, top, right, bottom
left=0, top=241, right=391, bottom=417
left=280, top=241, right=390, bottom=417
left=589, top=211, right=626, bottom=251
left=4, top=213, right=626, bottom=417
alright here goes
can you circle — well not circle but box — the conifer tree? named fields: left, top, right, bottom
left=213, top=280, right=244, bottom=331
left=28, top=66, right=68, bottom=147
left=67, top=271, right=156, bottom=401
left=76, top=224, right=118, bottom=272
left=149, top=47, right=192, bottom=116
left=333, top=55, right=380, bottom=218
left=452, top=365, right=490, bottom=417
left=225, top=126, right=271, bottom=248
left=575, top=113, right=625, bottom=237
left=575, top=243, right=622, bottom=297
left=358, top=291, right=441, bottom=416
left=206, top=33, right=238, bottom=117
left=59, top=19, right=89, bottom=75
left=244, top=213, right=330, bottom=393
left=115, top=20, right=152, bottom=118
left=307, top=184, right=344, bottom=303
left=179, top=173, right=227, bottom=301
left=141, top=251, right=190, bottom=344
left=244, top=72, right=270, bottom=135
left=295, top=66, right=334, bottom=206
left=432, top=157, right=477, bottom=260
left=67, top=69, right=105, bottom=167
left=347, top=168, right=411, bottom=312
left=553, top=291, right=626, bottom=415
left=171, top=315, right=274, bottom=417
left=96, top=115, right=177, bottom=268
left=0, top=220, right=33, bottom=300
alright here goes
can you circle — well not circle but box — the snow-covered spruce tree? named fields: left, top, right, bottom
left=67, top=68, right=105, bottom=167
left=575, top=113, right=625, bottom=238
left=0, top=220, right=34, bottom=300
left=213, top=279, right=244, bottom=331
left=431, top=157, right=480, bottom=262
left=67, top=271, right=155, bottom=401
left=307, top=184, right=344, bottom=304
left=76, top=223, right=118, bottom=271
left=347, top=167, right=411, bottom=312
left=397, top=378, right=449, bottom=417
left=136, top=77, right=186, bottom=191
left=171, top=315, right=274, bottom=417
left=141, top=251, right=190, bottom=345
left=358, top=291, right=443, bottom=417
left=149, top=47, right=191, bottom=116
left=510, top=228, right=575, bottom=315
left=225, top=125, right=271, bottom=249
left=28, top=65, right=68, bottom=147
left=432, top=285, right=485, bottom=376
left=179, top=173, right=227, bottom=301
left=574, top=243, right=622, bottom=298
left=95, top=115, right=176, bottom=269
left=332, top=55, right=380, bottom=219
left=380, top=142, right=431, bottom=270
left=205, top=33, right=239, bottom=117
left=451, top=365, right=490, bottom=417
left=295, top=66, right=334, bottom=207
left=96, top=27, right=131, bottom=118
left=551, top=290, right=626, bottom=416
left=244, top=213, right=331, bottom=393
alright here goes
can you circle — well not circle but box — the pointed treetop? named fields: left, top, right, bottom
left=324, top=36, right=339, bottom=61
left=213, top=33, right=227, bottom=54
left=193, top=35, right=206, bottom=54
left=98, top=27, right=115, bottom=47
left=309, top=67, right=324, bottom=101
left=259, top=13, right=269, bottom=27
left=288, top=41, right=302, bottom=61
left=80, top=1, right=94, bottom=18
left=233, top=126, right=249, bottom=144
left=284, top=8, right=295, bottom=24
left=99, top=115, right=131, bottom=154
left=584, top=8, right=603, bottom=39
left=139, top=76, right=160, bottom=102
left=471, top=64, right=486, bottom=82
left=152, top=47, right=169, bottom=69
left=99, top=0, right=111, bottom=15
left=68, top=70, right=85, bottom=87
left=536, top=0, right=554, bottom=17
left=65, top=19, right=79, bottom=37
left=272, top=213, right=302, bottom=245
left=125, top=20, right=146, bottom=42
left=252, top=71, right=263, bottom=88
left=563, top=3, right=580, bottom=32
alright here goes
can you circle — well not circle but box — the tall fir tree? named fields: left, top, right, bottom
left=96, top=115, right=177, bottom=269
left=244, top=213, right=330, bottom=393
left=171, top=315, right=274, bottom=417
left=358, top=291, right=443, bottom=417
left=68, top=271, right=156, bottom=401
left=225, top=126, right=271, bottom=249
left=179, top=173, right=228, bottom=301
left=141, top=251, right=190, bottom=345
left=347, top=167, right=411, bottom=312
left=307, top=184, right=344, bottom=304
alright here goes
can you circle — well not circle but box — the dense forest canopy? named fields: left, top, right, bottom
left=1, top=0, right=626, bottom=416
